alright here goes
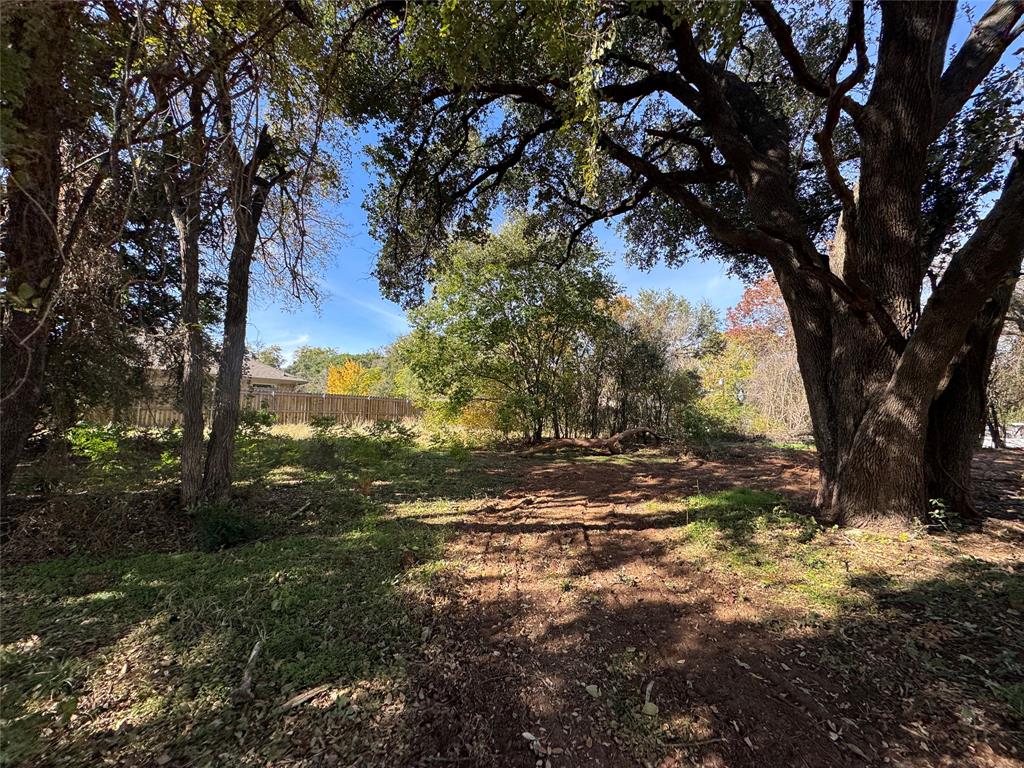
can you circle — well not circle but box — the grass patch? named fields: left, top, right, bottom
left=659, top=489, right=854, bottom=612
left=0, top=508, right=450, bottom=765
left=193, top=500, right=260, bottom=552
left=1, top=421, right=512, bottom=766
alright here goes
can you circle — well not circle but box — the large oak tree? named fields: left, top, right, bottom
left=365, top=0, right=1024, bottom=526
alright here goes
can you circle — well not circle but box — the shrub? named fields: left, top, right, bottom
left=367, top=419, right=416, bottom=444
left=67, top=423, right=123, bottom=465
left=305, top=417, right=342, bottom=473
left=365, top=420, right=416, bottom=459
left=194, top=500, right=259, bottom=552
left=309, top=415, right=339, bottom=438
left=238, top=408, right=275, bottom=437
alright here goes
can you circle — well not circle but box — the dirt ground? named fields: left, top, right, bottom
left=381, top=447, right=1024, bottom=768
left=4, top=444, right=1021, bottom=768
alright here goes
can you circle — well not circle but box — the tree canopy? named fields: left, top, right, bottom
left=361, top=0, right=1024, bottom=524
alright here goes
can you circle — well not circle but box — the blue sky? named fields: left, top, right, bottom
left=247, top=5, right=1013, bottom=363
left=247, top=156, right=747, bottom=361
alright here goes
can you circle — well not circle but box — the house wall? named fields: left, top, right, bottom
left=248, top=378, right=302, bottom=393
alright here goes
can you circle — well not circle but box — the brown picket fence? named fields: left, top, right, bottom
left=90, top=392, right=419, bottom=428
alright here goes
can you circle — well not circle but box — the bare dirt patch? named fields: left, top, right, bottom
left=396, top=448, right=1024, bottom=767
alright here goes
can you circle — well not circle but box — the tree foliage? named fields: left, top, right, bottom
left=326, top=360, right=382, bottom=396
left=404, top=218, right=715, bottom=440
left=361, top=0, right=1024, bottom=524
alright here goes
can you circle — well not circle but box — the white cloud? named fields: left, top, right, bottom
left=336, top=294, right=410, bottom=332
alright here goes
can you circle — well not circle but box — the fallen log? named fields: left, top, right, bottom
left=518, top=427, right=660, bottom=457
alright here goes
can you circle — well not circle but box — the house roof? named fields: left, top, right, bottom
left=141, top=335, right=308, bottom=385
left=246, top=358, right=307, bottom=384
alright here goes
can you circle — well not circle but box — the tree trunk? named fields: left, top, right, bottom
left=924, top=272, right=1018, bottom=517
left=0, top=5, right=72, bottom=501
left=152, top=74, right=210, bottom=510
left=202, top=178, right=273, bottom=500
left=986, top=403, right=1005, bottom=449
left=831, top=159, right=1024, bottom=525
left=774, top=266, right=839, bottom=514
left=202, top=125, right=280, bottom=501
left=169, top=199, right=206, bottom=509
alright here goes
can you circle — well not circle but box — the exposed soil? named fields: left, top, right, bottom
left=390, top=447, right=1024, bottom=768
left=4, top=445, right=1021, bottom=767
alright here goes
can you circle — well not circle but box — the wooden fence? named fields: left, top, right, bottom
left=92, top=391, right=419, bottom=428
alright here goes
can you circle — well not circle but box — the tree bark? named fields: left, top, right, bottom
left=773, top=266, right=838, bottom=514
left=0, top=5, right=72, bottom=501
left=202, top=127, right=280, bottom=501
left=152, top=75, right=211, bottom=509
left=832, top=155, right=1024, bottom=525
left=170, top=199, right=206, bottom=509
left=924, top=270, right=1019, bottom=516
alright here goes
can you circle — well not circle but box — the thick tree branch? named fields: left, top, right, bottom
left=597, top=133, right=773, bottom=255
left=750, top=0, right=830, bottom=97
left=885, top=149, right=1024, bottom=407
left=933, top=0, right=1024, bottom=140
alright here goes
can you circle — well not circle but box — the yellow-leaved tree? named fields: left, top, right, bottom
left=326, top=360, right=381, bottom=395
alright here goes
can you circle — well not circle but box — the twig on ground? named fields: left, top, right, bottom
left=228, top=639, right=263, bottom=704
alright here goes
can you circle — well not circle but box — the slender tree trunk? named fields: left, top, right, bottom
left=178, top=255, right=205, bottom=509
left=0, top=5, right=71, bottom=501
left=203, top=158, right=275, bottom=500
left=168, top=199, right=206, bottom=508
left=199, top=121, right=281, bottom=502
left=986, top=403, right=1005, bottom=448
left=152, top=72, right=210, bottom=510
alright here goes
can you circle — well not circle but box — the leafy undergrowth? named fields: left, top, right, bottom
left=4, top=422, right=506, bottom=564
left=3, top=436, right=1022, bottom=766
left=1, top=423, right=510, bottom=766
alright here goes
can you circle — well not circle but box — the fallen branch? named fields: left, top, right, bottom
left=659, top=736, right=728, bottom=748
left=477, top=496, right=536, bottom=514
left=228, top=640, right=262, bottom=705
left=279, top=683, right=331, bottom=712
left=518, top=427, right=660, bottom=457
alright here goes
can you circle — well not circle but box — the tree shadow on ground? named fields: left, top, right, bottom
left=3, top=446, right=1021, bottom=767
left=383, top=523, right=1023, bottom=767
left=4, top=430, right=512, bottom=565
left=1, top=509, right=455, bottom=766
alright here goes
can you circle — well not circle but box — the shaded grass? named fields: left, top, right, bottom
left=1, top=509, right=450, bottom=765
left=1, top=424, right=513, bottom=766
left=651, top=489, right=855, bottom=612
